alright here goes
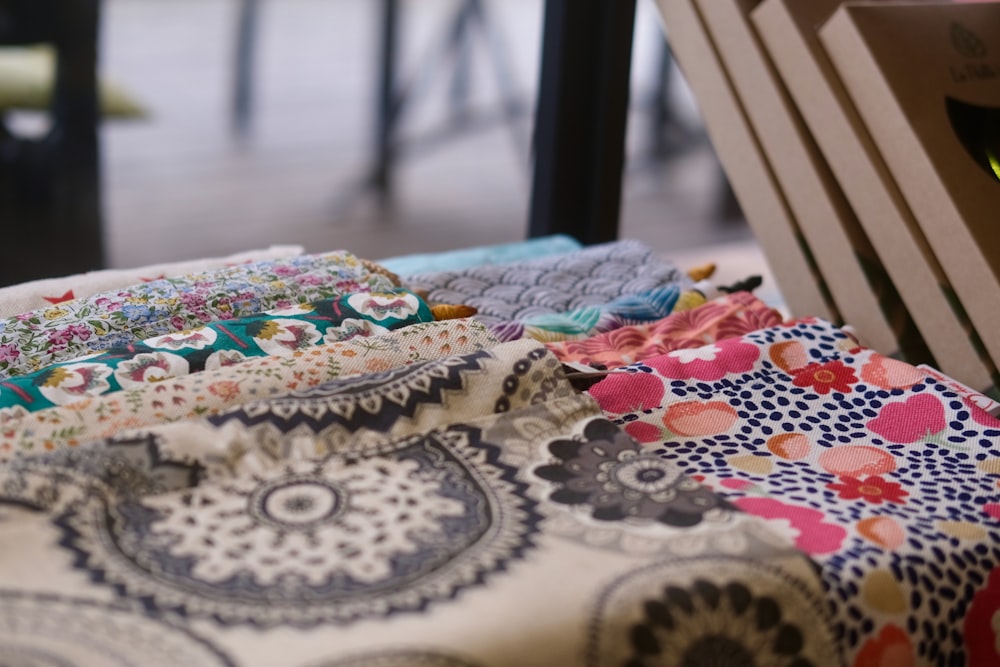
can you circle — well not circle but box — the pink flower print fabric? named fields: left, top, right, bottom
left=592, top=319, right=1000, bottom=665
left=546, top=291, right=783, bottom=369
left=0, top=251, right=397, bottom=379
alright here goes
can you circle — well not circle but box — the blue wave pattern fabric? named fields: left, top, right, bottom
left=407, top=239, right=692, bottom=326
left=489, top=284, right=684, bottom=343
left=378, top=234, right=581, bottom=276
left=0, top=251, right=397, bottom=379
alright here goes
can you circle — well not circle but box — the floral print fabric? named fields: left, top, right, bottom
left=0, top=341, right=840, bottom=666
left=591, top=319, right=1000, bottom=666
left=0, top=245, right=304, bottom=318
left=547, top=291, right=783, bottom=369
left=406, top=239, right=692, bottom=326
left=0, top=289, right=432, bottom=413
left=0, top=251, right=397, bottom=379
left=0, top=318, right=498, bottom=460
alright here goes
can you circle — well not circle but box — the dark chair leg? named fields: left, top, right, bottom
left=527, top=0, right=638, bottom=245
left=232, top=0, right=261, bottom=137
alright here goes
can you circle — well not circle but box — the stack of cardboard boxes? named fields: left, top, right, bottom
left=655, top=0, right=1000, bottom=396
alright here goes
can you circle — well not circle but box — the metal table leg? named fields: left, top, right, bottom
left=527, top=0, right=637, bottom=245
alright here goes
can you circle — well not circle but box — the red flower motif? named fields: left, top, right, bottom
left=42, top=290, right=75, bottom=304
left=965, top=567, right=1000, bottom=665
left=827, top=476, right=908, bottom=505
left=853, top=624, right=913, bottom=667
left=792, top=359, right=858, bottom=394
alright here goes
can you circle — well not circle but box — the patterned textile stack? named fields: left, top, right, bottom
left=0, top=238, right=997, bottom=667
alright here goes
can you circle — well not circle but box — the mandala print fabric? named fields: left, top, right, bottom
left=0, top=251, right=397, bottom=379
left=0, top=289, right=432, bottom=413
left=406, top=239, right=692, bottom=326
left=591, top=318, right=1000, bottom=666
left=0, top=319, right=498, bottom=460
left=0, top=346, right=841, bottom=666
left=547, top=291, right=783, bottom=369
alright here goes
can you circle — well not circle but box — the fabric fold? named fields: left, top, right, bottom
left=406, top=239, right=692, bottom=326
left=0, top=245, right=304, bottom=318
left=546, top=291, right=783, bottom=369
left=0, top=318, right=498, bottom=460
left=0, top=289, right=433, bottom=413
left=592, top=319, right=1000, bottom=665
left=0, top=341, right=839, bottom=666
left=0, top=251, right=397, bottom=379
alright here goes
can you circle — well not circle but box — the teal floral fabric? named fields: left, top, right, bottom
left=379, top=234, right=581, bottom=276
left=0, top=289, right=432, bottom=413
left=0, top=251, right=397, bottom=379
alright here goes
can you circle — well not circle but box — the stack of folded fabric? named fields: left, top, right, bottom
left=0, top=237, right=996, bottom=667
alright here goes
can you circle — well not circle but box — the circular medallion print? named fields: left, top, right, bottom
left=0, top=592, right=233, bottom=667
left=57, top=428, right=540, bottom=627
left=587, top=556, right=840, bottom=667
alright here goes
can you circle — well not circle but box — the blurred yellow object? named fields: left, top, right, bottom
left=432, top=304, right=478, bottom=321
left=0, top=46, right=147, bottom=118
left=686, top=262, right=717, bottom=282
left=673, top=290, right=708, bottom=312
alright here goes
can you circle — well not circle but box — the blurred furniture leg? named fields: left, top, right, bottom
left=0, top=0, right=105, bottom=286
left=527, top=0, right=637, bottom=245
left=232, top=0, right=260, bottom=137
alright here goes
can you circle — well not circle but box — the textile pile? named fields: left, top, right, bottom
left=0, top=237, right=997, bottom=667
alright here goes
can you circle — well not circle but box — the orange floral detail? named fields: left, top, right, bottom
left=854, top=624, right=913, bottom=667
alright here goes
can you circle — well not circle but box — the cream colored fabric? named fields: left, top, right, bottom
left=0, top=318, right=498, bottom=460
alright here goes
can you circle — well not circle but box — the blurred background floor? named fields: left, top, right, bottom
left=97, top=0, right=755, bottom=268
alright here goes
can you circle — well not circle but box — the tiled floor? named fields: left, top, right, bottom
left=97, top=0, right=757, bottom=270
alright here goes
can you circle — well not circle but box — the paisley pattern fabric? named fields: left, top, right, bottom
left=487, top=285, right=684, bottom=343
left=0, top=341, right=838, bottom=666
left=0, top=289, right=432, bottom=413
left=406, top=239, right=691, bottom=326
left=0, top=251, right=397, bottom=379
left=592, top=319, right=1000, bottom=666
left=0, top=319, right=497, bottom=460
left=0, top=244, right=303, bottom=319
left=379, top=234, right=581, bottom=276
left=547, top=291, right=784, bottom=369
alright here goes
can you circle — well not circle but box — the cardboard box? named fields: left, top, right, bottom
left=650, top=0, right=838, bottom=322
left=821, top=1, right=1000, bottom=375
left=691, top=0, right=924, bottom=361
left=752, top=0, right=998, bottom=390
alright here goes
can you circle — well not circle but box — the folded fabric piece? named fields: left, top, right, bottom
left=0, top=251, right=398, bottom=379
left=0, top=343, right=840, bottom=666
left=406, top=239, right=692, bottom=326
left=0, top=245, right=303, bottom=318
left=378, top=234, right=581, bottom=276
left=0, top=318, right=498, bottom=460
left=487, top=284, right=683, bottom=343
left=592, top=320, right=1000, bottom=666
left=98, top=339, right=578, bottom=463
left=547, top=291, right=783, bottom=368
left=0, top=289, right=433, bottom=413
